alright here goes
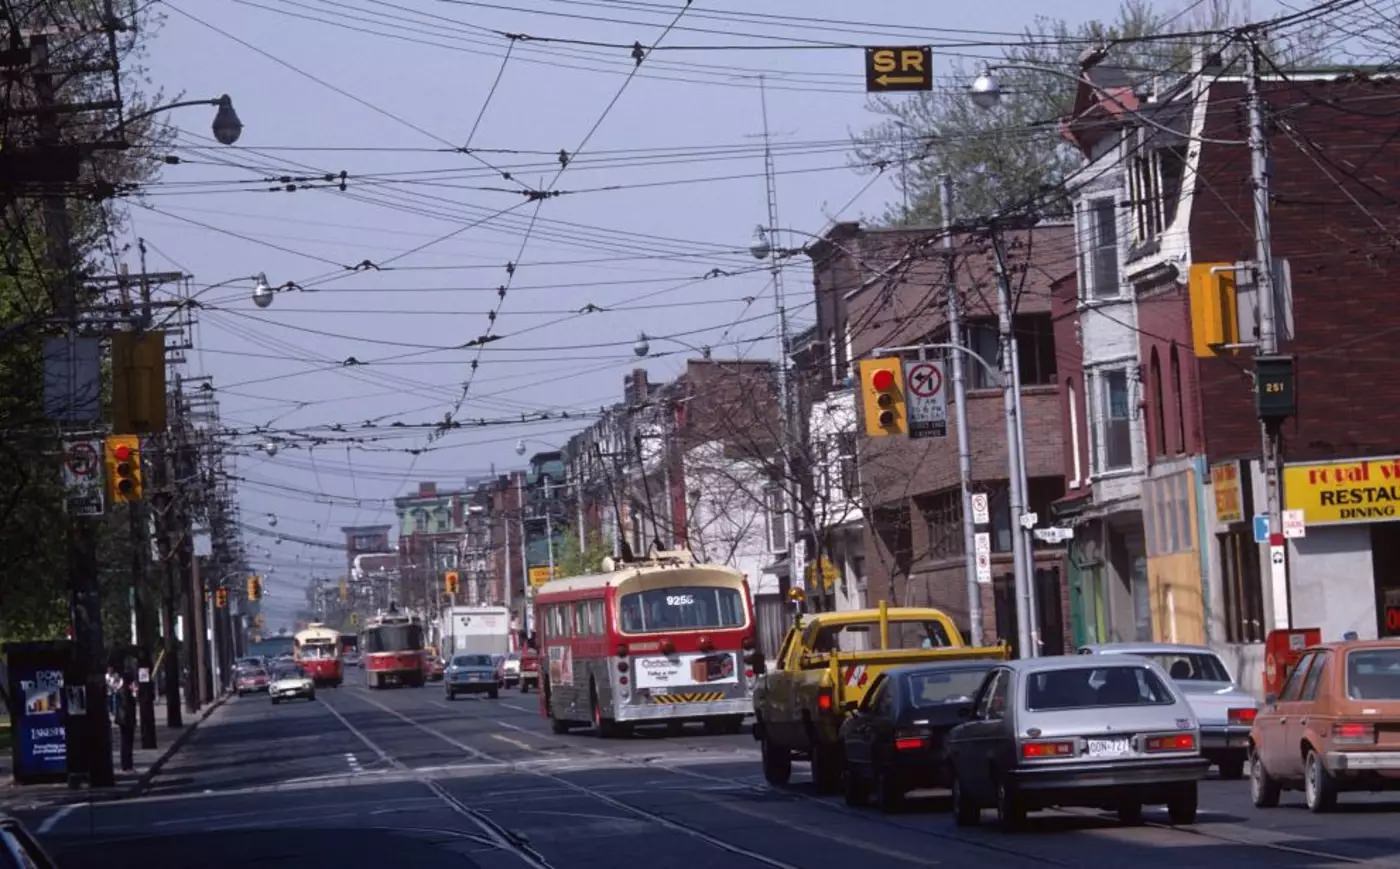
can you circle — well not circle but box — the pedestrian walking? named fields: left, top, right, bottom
left=105, top=666, right=122, bottom=719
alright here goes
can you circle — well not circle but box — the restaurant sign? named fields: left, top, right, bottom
left=1283, top=455, right=1400, bottom=526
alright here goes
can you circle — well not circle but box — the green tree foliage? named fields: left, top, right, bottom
left=554, top=530, right=614, bottom=579
left=854, top=0, right=1324, bottom=225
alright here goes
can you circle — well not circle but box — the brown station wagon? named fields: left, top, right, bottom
left=1249, top=639, right=1400, bottom=812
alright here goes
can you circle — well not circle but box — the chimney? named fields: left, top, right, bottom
left=418, top=481, right=437, bottom=497
left=625, top=368, right=649, bottom=406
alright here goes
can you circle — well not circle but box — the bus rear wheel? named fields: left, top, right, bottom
left=592, top=683, right=625, bottom=738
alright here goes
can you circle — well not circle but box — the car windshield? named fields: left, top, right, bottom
left=1139, top=652, right=1231, bottom=682
left=807, top=620, right=952, bottom=653
left=1346, top=649, right=1400, bottom=699
left=274, top=666, right=303, bottom=679
left=453, top=655, right=492, bottom=667
left=906, top=667, right=991, bottom=707
left=1027, top=666, right=1176, bottom=710
left=619, top=586, right=745, bottom=632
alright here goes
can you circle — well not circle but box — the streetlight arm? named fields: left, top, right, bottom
left=873, top=341, right=1000, bottom=382
left=123, top=97, right=222, bottom=126
left=108, top=94, right=243, bottom=146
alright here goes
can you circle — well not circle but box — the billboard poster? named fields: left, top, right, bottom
left=547, top=644, right=573, bottom=686
left=15, top=663, right=67, bottom=780
left=633, top=652, right=737, bottom=691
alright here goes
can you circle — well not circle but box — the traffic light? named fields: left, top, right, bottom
left=215, top=587, right=228, bottom=608
left=349, top=612, right=359, bottom=627
left=247, top=575, right=262, bottom=601
left=1188, top=263, right=1239, bottom=357
left=104, top=435, right=143, bottom=502
left=444, top=571, right=459, bottom=595
left=859, top=357, right=907, bottom=437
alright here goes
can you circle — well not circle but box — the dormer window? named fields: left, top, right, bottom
left=1128, top=143, right=1186, bottom=244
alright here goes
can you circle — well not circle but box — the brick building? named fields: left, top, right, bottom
left=813, top=221, right=1075, bottom=652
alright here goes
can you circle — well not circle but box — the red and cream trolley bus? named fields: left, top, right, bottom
left=293, top=623, right=343, bottom=686
left=533, top=551, right=756, bottom=736
left=360, top=611, right=426, bottom=688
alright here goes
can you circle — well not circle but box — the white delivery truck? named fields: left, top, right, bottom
left=439, top=606, right=512, bottom=659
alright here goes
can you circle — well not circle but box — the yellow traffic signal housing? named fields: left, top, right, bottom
left=215, top=587, right=228, bottom=608
left=444, top=571, right=459, bottom=595
left=1188, top=263, right=1239, bottom=356
left=247, top=575, right=262, bottom=601
left=859, top=357, right=908, bottom=437
left=104, top=435, right=144, bottom=502
left=111, top=331, right=167, bottom=434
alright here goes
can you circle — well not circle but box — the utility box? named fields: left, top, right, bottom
left=1262, top=627, right=1320, bottom=698
left=1256, top=355, right=1296, bottom=420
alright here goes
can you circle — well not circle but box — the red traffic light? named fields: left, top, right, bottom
left=113, top=444, right=133, bottom=462
left=871, top=368, right=896, bottom=391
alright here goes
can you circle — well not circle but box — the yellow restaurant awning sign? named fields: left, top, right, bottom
left=1283, top=456, right=1400, bottom=526
left=528, top=566, right=555, bottom=587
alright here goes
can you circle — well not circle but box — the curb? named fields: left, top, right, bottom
left=128, top=691, right=232, bottom=798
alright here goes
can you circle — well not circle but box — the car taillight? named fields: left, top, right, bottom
left=1333, top=722, right=1375, bottom=744
left=1145, top=732, right=1196, bottom=752
left=1021, top=740, right=1075, bottom=759
left=817, top=688, right=833, bottom=712
left=616, top=643, right=629, bottom=657
left=894, top=728, right=930, bottom=751
left=1228, top=707, right=1257, bottom=725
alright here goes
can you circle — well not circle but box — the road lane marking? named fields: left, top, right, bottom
left=501, top=702, right=534, bottom=714
left=319, top=692, right=402, bottom=770
left=355, top=691, right=490, bottom=760
left=37, top=803, right=81, bottom=834
left=491, top=734, right=537, bottom=752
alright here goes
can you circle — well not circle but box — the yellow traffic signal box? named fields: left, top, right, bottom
left=1188, top=263, right=1239, bottom=356
left=859, top=357, right=908, bottom=437
left=444, top=571, right=459, bottom=595
left=247, top=575, right=262, bottom=601
left=104, top=435, right=143, bottom=502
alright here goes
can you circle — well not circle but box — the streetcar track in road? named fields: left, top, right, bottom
left=332, top=687, right=805, bottom=869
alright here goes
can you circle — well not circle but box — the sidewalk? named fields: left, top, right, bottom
left=0, top=694, right=229, bottom=812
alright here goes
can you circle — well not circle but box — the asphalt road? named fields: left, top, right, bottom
left=17, top=673, right=1400, bottom=868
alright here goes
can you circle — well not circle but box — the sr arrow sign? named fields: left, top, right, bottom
left=865, top=46, right=933, bottom=92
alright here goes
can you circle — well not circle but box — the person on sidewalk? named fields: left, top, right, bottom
left=105, top=666, right=122, bottom=720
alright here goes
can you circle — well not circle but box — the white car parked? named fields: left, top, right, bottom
left=270, top=664, right=316, bottom=704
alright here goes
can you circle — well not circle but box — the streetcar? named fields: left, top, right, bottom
left=533, top=550, right=757, bottom=736
left=293, top=623, right=343, bottom=686
left=360, top=611, right=426, bottom=688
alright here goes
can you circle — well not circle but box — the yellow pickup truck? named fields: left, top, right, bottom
left=751, top=602, right=1008, bottom=792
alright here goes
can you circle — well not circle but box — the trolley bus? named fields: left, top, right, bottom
left=360, top=612, right=426, bottom=688
left=293, top=623, right=343, bottom=686
left=533, top=550, right=756, bottom=736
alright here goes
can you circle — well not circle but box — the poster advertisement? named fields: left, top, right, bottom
left=633, top=652, right=738, bottom=691
left=16, top=665, right=67, bottom=779
left=548, top=645, right=573, bottom=686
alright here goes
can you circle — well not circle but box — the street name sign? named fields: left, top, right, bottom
left=902, top=359, right=947, bottom=439
left=864, top=46, right=933, bottom=92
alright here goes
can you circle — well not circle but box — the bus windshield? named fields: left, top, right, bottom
left=619, top=586, right=744, bottom=633
left=363, top=624, right=423, bottom=653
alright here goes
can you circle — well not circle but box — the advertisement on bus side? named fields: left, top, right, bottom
left=633, top=652, right=737, bottom=690
left=548, top=645, right=573, bottom=686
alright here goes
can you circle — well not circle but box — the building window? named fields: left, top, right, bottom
left=1150, top=348, right=1166, bottom=458
left=919, top=489, right=964, bottom=559
left=1066, top=379, right=1082, bottom=487
left=964, top=319, right=1002, bottom=390
left=1220, top=529, right=1265, bottom=643
left=964, top=316, right=1055, bottom=389
left=1098, top=368, right=1133, bottom=471
left=1128, top=144, right=1186, bottom=244
left=978, top=478, right=1066, bottom=553
left=1078, top=197, right=1119, bottom=299
left=1170, top=345, right=1186, bottom=454
left=413, top=511, right=427, bottom=533
left=765, top=487, right=788, bottom=552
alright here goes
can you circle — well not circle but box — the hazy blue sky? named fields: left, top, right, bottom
left=129, top=0, right=1289, bottom=628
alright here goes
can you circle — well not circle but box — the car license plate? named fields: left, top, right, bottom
left=1087, top=738, right=1132, bottom=758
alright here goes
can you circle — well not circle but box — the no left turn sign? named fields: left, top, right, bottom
left=902, top=359, right=947, bottom=439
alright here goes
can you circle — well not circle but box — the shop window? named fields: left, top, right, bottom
left=1220, top=529, right=1265, bottom=643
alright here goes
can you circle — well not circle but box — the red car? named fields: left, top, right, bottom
left=236, top=668, right=269, bottom=696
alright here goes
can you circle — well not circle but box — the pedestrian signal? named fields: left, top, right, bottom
left=859, top=357, right=907, bottom=437
left=444, top=571, right=459, bottom=595
left=105, top=435, right=144, bottom=502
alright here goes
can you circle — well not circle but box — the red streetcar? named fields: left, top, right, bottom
left=533, top=550, right=756, bottom=736
left=360, top=612, right=426, bottom=688
left=293, top=624, right=343, bottom=686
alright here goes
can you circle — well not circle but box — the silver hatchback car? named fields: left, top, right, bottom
left=1080, top=643, right=1258, bottom=779
left=946, top=656, right=1209, bottom=829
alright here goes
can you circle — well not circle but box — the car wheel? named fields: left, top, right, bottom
left=842, top=765, right=867, bottom=807
left=996, top=778, right=1026, bottom=830
left=809, top=743, right=842, bottom=795
left=1250, top=747, right=1281, bottom=808
left=952, top=772, right=981, bottom=827
left=873, top=767, right=903, bottom=814
left=1304, top=749, right=1338, bottom=813
left=1218, top=755, right=1246, bottom=781
left=1167, top=782, right=1198, bottom=825
left=760, top=734, right=792, bottom=786
left=1117, top=800, right=1144, bottom=826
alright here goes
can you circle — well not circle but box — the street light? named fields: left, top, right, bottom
left=252, top=273, right=274, bottom=309
left=261, top=439, right=279, bottom=457
left=632, top=331, right=711, bottom=360
left=749, top=225, right=772, bottom=260
left=118, top=94, right=243, bottom=145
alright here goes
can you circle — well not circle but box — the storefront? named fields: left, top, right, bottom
left=1283, top=455, right=1400, bottom=641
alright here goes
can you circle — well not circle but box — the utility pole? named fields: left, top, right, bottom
left=1245, top=37, right=1289, bottom=628
left=132, top=251, right=157, bottom=748
left=940, top=176, right=984, bottom=646
left=154, top=438, right=183, bottom=728
left=517, top=473, right=531, bottom=639
left=991, top=231, right=1037, bottom=658
left=31, top=31, right=114, bottom=788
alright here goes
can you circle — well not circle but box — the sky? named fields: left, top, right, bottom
left=125, top=0, right=1294, bottom=630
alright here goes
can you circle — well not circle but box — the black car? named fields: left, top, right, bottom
left=839, top=660, right=997, bottom=811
